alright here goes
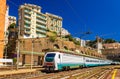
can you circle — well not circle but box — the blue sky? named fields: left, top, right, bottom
left=7, top=0, right=120, bottom=41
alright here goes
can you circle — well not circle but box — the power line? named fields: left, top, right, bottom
left=7, top=0, right=19, bottom=16
left=64, top=0, right=85, bottom=25
left=99, top=32, right=117, bottom=37
left=7, top=0, right=19, bottom=7
left=64, top=0, right=91, bottom=35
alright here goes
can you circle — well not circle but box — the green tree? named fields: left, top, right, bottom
left=86, top=39, right=97, bottom=48
left=73, top=39, right=80, bottom=45
left=49, top=36, right=57, bottom=42
left=8, top=23, right=16, bottom=29
left=65, top=35, right=74, bottom=41
left=103, top=39, right=116, bottom=43
left=64, top=35, right=81, bottom=45
left=7, top=23, right=18, bottom=58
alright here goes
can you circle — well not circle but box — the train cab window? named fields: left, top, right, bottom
left=45, top=53, right=56, bottom=62
left=58, top=54, right=60, bottom=59
left=46, top=53, right=55, bottom=57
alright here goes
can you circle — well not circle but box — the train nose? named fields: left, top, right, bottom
left=46, top=62, right=54, bottom=66
left=44, top=63, right=55, bottom=72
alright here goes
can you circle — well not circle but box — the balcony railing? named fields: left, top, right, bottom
left=36, top=20, right=46, bottom=25
left=24, top=20, right=31, bottom=24
left=24, top=14, right=31, bottom=19
left=24, top=10, right=31, bottom=13
left=36, top=25, right=47, bottom=30
left=36, top=13, right=46, bottom=20
left=24, top=25, right=30, bottom=29
left=36, top=29, right=46, bottom=34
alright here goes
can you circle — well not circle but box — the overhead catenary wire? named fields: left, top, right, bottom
left=64, top=0, right=91, bottom=37
left=99, top=32, right=117, bottom=37
left=7, top=0, right=19, bottom=7
left=64, top=0, right=87, bottom=26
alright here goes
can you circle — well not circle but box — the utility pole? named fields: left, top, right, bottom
left=17, top=40, right=20, bottom=70
left=31, top=37, right=39, bottom=69
left=31, top=40, right=34, bottom=69
left=17, top=26, right=20, bottom=70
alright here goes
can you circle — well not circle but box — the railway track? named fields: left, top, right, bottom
left=0, top=65, right=119, bottom=79
left=0, top=71, right=46, bottom=79
left=82, top=68, right=112, bottom=79
left=30, top=66, right=114, bottom=79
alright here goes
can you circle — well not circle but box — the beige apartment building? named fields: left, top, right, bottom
left=4, top=6, right=9, bottom=34
left=61, top=28, right=70, bottom=36
left=19, top=3, right=65, bottom=38
left=4, top=5, right=9, bottom=45
left=8, top=16, right=16, bottom=25
left=46, top=12, right=63, bottom=35
left=19, top=3, right=47, bottom=38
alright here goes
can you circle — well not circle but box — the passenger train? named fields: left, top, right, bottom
left=43, top=52, right=112, bottom=71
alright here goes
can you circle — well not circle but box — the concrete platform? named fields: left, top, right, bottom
left=0, top=69, right=35, bottom=76
left=0, top=68, right=43, bottom=76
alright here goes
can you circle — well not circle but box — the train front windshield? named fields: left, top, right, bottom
left=45, top=53, right=56, bottom=62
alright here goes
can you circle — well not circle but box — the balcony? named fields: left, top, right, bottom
left=36, top=16, right=46, bottom=21
left=24, top=25, right=30, bottom=29
left=24, top=13, right=31, bottom=19
left=24, top=10, right=31, bottom=14
left=24, top=20, right=31, bottom=24
left=36, top=19, right=46, bottom=25
left=36, top=29, right=46, bottom=34
left=24, top=8, right=31, bottom=12
left=36, top=15, right=46, bottom=22
left=24, top=15, right=31, bottom=20
left=24, top=17, right=31, bottom=22
left=36, top=13, right=46, bottom=20
left=36, top=25, right=47, bottom=30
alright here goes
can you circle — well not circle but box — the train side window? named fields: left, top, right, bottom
left=59, top=54, right=60, bottom=59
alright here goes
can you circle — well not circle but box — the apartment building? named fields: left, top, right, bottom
left=4, top=6, right=17, bottom=34
left=61, top=28, right=70, bottom=36
left=8, top=16, right=16, bottom=26
left=19, top=3, right=47, bottom=38
left=4, top=5, right=9, bottom=45
left=4, top=6, right=9, bottom=33
left=4, top=5, right=17, bottom=48
left=46, top=12, right=62, bottom=35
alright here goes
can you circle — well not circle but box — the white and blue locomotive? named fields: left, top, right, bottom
left=43, top=52, right=112, bottom=71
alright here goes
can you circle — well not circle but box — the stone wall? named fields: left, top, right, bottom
left=19, top=37, right=75, bottom=53
left=15, top=37, right=104, bottom=66
left=18, top=37, right=75, bottom=65
left=102, top=49, right=120, bottom=61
